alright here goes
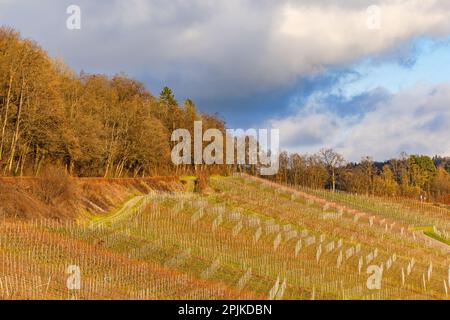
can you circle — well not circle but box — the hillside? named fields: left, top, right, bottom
left=0, top=175, right=181, bottom=219
left=1, top=175, right=449, bottom=300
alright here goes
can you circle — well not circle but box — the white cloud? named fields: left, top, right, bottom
left=273, top=0, right=450, bottom=73
left=2, top=0, right=450, bottom=101
left=269, top=83, right=450, bottom=161
left=92, top=0, right=450, bottom=98
left=262, top=0, right=450, bottom=89
left=2, top=0, right=450, bottom=149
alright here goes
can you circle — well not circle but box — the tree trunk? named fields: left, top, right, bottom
left=7, top=76, right=25, bottom=172
left=332, top=169, right=336, bottom=192
left=0, top=73, right=14, bottom=160
left=19, top=143, right=29, bottom=176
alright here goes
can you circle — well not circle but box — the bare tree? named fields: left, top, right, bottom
left=319, top=148, right=345, bottom=192
left=360, top=156, right=375, bottom=195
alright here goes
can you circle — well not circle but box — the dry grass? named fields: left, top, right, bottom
left=0, top=174, right=182, bottom=220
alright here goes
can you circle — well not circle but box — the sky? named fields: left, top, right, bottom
left=1, top=0, right=449, bottom=161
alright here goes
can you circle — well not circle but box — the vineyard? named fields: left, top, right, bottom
left=0, top=175, right=449, bottom=300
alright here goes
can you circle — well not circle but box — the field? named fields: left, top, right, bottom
left=0, top=174, right=449, bottom=300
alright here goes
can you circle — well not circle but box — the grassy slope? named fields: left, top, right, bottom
left=0, top=175, right=449, bottom=300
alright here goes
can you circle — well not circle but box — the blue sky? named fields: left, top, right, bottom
left=344, top=38, right=450, bottom=96
left=1, top=0, right=449, bottom=161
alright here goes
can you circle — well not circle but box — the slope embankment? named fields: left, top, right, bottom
left=0, top=176, right=182, bottom=220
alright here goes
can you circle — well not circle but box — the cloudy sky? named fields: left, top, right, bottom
left=1, top=0, right=450, bottom=161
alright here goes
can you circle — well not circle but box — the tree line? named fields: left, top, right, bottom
left=0, top=27, right=226, bottom=177
left=268, top=149, right=450, bottom=203
left=1, top=27, right=449, bottom=202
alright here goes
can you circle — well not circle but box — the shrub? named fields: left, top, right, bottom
left=36, top=165, right=77, bottom=205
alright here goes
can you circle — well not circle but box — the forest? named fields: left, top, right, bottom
left=0, top=27, right=225, bottom=178
left=1, top=27, right=449, bottom=203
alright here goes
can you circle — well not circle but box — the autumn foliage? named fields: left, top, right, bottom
left=0, top=27, right=225, bottom=178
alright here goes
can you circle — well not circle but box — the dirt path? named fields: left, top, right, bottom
left=90, top=195, right=146, bottom=227
left=416, top=232, right=450, bottom=253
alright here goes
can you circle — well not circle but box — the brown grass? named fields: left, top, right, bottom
left=0, top=174, right=183, bottom=220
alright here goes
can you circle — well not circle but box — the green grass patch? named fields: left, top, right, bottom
left=412, top=226, right=450, bottom=245
left=424, top=231, right=450, bottom=245
left=180, top=176, right=198, bottom=192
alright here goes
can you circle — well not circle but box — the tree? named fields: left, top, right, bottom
left=408, top=155, right=437, bottom=194
left=319, top=148, right=345, bottom=192
left=431, top=167, right=450, bottom=199
left=289, top=153, right=304, bottom=186
left=277, top=151, right=289, bottom=184
left=158, top=86, right=180, bottom=133
left=374, top=165, right=399, bottom=196
left=305, top=155, right=328, bottom=189
left=360, top=156, right=375, bottom=195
